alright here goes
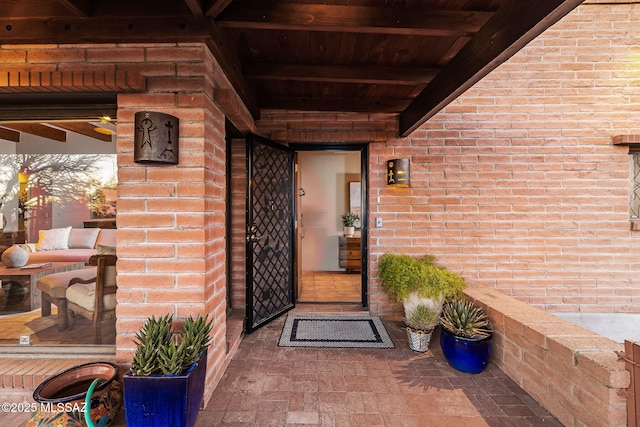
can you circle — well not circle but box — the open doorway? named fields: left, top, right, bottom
left=294, top=146, right=367, bottom=306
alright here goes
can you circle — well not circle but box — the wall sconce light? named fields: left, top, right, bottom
left=386, top=158, right=410, bottom=187
left=134, top=111, right=179, bottom=164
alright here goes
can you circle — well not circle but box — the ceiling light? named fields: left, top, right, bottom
left=91, top=116, right=117, bottom=136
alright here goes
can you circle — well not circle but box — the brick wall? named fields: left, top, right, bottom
left=257, top=1, right=640, bottom=317
left=229, top=139, right=247, bottom=309
left=0, top=42, right=233, bottom=404
left=468, top=287, right=630, bottom=427
left=115, top=46, right=229, bottom=403
left=2, top=0, right=640, bottom=411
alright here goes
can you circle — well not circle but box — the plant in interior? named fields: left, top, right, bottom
left=340, top=211, right=359, bottom=227
left=378, top=253, right=466, bottom=318
left=124, top=313, right=213, bottom=427
left=341, top=211, right=359, bottom=236
left=439, top=299, right=492, bottom=374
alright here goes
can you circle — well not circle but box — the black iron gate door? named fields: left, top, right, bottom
left=245, top=133, right=295, bottom=333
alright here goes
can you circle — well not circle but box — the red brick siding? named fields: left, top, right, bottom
left=230, top=140, right=247, bottom=309
left=257, top=2, right=640, bottom=316
left=116, top=47, right=229, bottom=403
left=0, top=42, right=231, bottom=404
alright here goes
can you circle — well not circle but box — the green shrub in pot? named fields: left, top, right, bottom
left=378, top=253, right=466, bottom=317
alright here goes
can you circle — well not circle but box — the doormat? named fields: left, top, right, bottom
left=278, top=315, right=395, bottom=348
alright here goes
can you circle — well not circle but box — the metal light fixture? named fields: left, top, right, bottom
left=386, top=158, right=410, bottom=187
left=93, top=116, right=117, bottom=136
left=134, top=111, right=179, bottom=164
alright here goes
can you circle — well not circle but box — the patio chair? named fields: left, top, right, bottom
left=65, top=254, right=117, bottom=344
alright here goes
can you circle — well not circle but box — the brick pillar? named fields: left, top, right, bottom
left=115, top=85, right=227, bottom=403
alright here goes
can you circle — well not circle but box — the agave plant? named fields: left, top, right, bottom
left=131, top=314, right=173, bottom=376
left=440, top=299, right=491, bottom=339
left=130, top=314, right=213, bottom=376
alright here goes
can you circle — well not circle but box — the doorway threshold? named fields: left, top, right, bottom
left=293, top=303, right=368, bottom=314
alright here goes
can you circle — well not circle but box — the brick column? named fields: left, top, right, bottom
left=114, top=47, right=228, bottom=403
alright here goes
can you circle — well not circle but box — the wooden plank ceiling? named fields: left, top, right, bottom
left=0, top=0, right=584, bottom=138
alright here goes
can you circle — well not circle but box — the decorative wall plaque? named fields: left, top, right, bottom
left=134, top=111, right=179, bottom=164
left=386, top=158, right=410, bottom=187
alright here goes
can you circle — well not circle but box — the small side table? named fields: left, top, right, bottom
left=0, top=262, right=84, bottom=313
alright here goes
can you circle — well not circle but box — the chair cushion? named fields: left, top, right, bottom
left=104, top=265, right=116, bottom=287
left=36, top=268, right=97, bottom=299
left=66, top=282, right=117, bottom=311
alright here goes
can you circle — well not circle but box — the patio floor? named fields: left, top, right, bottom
left=192, top=308, right=562, bottom=427
left=8, top=306, right=563, bottom=426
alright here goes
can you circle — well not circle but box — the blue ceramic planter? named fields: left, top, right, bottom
left=123, top=351, right=207, bottom=427
left=439, top=328, right=492, bottom=374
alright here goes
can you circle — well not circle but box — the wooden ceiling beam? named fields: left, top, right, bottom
left=0, top=127, right=20, bottom=143
left=183, top=0, right=204, bottom=16
left=2, top=123, right=67, bottom=142
left=207, top=20, right=260, bottom=119
left=52, top=122, right=113, bottom=142
left=217, top=4, right=493, bottom=37
left=0, top=17, right=213, bottom=44
left=399, top=0, right=584, bottom=136
left=205, top=0, right=235, bottom=17
left=244, top=63, right=438, bottom=85
left=57, top=0, right=91, bottom=17
left=0, top=16, right=259, bottom=119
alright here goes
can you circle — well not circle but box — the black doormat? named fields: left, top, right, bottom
left=278, top=315, right=395, bottom=348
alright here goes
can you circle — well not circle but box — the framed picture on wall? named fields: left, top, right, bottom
left=349, top=181, right=361, bottom=228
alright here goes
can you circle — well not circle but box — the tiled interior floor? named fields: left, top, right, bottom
left=194, top=311, right=563, bottom=427
left=298, top=271, right=361, bottom=303
left=0, top=307, right=115, bottom=345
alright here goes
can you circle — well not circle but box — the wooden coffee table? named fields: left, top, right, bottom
left=0, top=262, right=85, bottom=313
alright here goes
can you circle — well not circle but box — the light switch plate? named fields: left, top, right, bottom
left=375, top=217, right=383, bottom=228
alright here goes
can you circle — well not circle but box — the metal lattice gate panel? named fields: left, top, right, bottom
left=245, top=134, right=294, bottom=332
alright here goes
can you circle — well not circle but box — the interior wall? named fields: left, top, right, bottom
left=0, top=133, right=116, bottom=239
left=298, top=151, right=360, bottom=271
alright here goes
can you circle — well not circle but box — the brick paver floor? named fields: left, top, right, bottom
left=194, top=312, right=562, bottom=427
left=9, top=309, right=563, bottom=426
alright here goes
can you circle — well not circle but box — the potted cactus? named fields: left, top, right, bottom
left=404, top=304, right=440, bottom=352
left=123, top=314, right=213, bottom=427
left=439, top=299, right=492, bottom=374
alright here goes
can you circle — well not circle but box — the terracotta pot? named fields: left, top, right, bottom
left=27, top=361, right=122, bottom=427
